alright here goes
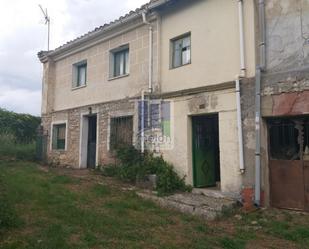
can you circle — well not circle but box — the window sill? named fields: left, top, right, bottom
left=52, top=149, right=67, bottom=152
left=170, top=62, right=191, bottom=70
left=72, top=85, right=87, bottom=91
left=108, top=74, right=129, bottom=81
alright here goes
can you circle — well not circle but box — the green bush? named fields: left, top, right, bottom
left=0, top=108, right=39, bottom=161
left=102, top=145, right=192, bottom=195
left=101, top=164, right=120, bottom=177
left=0, top=108, right=40, bottom=144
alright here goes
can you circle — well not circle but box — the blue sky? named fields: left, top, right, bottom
left=0, top=0, right=148, bottom=115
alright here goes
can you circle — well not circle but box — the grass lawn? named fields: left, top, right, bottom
left=1, top=160, right=309, bottom=249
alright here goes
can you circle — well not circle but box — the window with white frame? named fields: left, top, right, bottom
left=52, top=123, right=66, bottom=150
left=110, top=45, right=129, bottom=78
left=73, top=60, right=87, bottom=88
left=171, top=33, right=191, bottom=68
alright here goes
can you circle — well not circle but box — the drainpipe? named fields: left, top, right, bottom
left=255, top=0, right=266, bottom=206
left=141, top=90, right=145, bottom=153
left=236, top=0, right=245, bottom=174
left=236, top=78, right=245, bottom=174
left=142, top=11, right=153, bottom=93
left=140, top=11, right=153, bottom=153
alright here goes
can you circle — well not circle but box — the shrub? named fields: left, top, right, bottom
left=102, top=145, right=192, bottom=195
left=101, top=164, right=120, bottom=177
left=155, top=161, right=189, bottom=195
left=0, top=108, right=40, bottom=144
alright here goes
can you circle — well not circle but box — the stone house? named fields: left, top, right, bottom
left=38, top=0, right=309, bottom=210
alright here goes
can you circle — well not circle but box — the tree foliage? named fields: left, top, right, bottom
left=0, top=108, right=41, bottom=143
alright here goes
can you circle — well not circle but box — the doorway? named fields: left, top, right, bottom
left=80, top=114, right=98, bottom=169
left=192, top=114, right=220, bottom=188
left=268, top=117, right=309, bottom=211
left=87, top=115, right=97, bottom=169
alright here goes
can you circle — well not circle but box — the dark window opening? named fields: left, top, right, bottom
left=269, top=118, right=301, bottom=160
left=110, top=116, right=133, bottom=150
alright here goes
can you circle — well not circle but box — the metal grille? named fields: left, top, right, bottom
left=110, top=116, right=133, bottom=150
left=269, top=119, right=300, bottom=160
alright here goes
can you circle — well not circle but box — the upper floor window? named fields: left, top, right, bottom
left=110, top=45, right=129, bottom=78
left=52, top=123, right=66, bottom=150
left=73, top=60, right=87, bottom=88
left=171, top=33, right=191, bottom=68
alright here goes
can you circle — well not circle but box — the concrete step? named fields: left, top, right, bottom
left=192, top=188, right=239, bottom=200
left=137, top=190, right=237, bottom=220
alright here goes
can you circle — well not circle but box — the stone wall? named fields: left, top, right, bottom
left=240, top=78, right=256, bottom=188
left=41, top=99, right=135, bottom=168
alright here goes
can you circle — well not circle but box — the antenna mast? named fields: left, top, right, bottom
left=39, top=5, right=50, bottom=51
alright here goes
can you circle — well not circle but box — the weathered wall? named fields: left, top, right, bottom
left=240, top=78, right=256, bottom=188
left=160, top=0, right=256, bottom=93
left=259, top=0, right=309, bottom=206
left=265, top=0, right=309, bottom=73
left=263, top=0, right=309, bottom=98
left=262, top=0, right=309, bottom=132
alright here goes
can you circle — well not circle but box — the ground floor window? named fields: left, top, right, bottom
left=268, top=117, right=309, bottom=160
left=52, top=123, right=66, bottom=150
left=110, top=116, right=133, bottom=150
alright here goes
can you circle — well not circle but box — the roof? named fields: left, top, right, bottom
left=38, top=0, right=175, bottom=63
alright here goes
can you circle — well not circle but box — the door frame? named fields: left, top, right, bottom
left=191, top=113, right=220, bottom=188
left=79, top=111, right=99, bottom=169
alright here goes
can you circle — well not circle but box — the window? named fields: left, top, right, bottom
left=110, top=116, right=133, bottom=150
left=269, top=119, right=300, bottom=160
left=110, top=45, right=129, bottom=78
left=52, top=123, right=66, bottom=150
left=73, top=61, right=87, bottom=88
left=171, top=33, right=191, bottom=68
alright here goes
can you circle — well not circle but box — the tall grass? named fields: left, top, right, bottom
left=0, top=134, right=36, bottom=161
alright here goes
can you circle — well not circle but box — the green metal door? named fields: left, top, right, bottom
left=192, top=115, right=219, bottom=188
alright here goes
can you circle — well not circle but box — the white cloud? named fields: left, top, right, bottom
left=0, top=86, right=41, bottom=115
left=0, top=0, right=149, bottom=115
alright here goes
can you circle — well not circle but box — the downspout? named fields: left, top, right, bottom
left=236, top=79, right=245, bottom=174
left=238, top=0, right=246, bottom=77
left=255, top=0, right=266, bottom=206
left=237, top=0, right=245, bottom=174
left=141, top=90, right=145, bottom=153
left=142, top=11, right=153, bottom=93
left=140, top=11, right=153, bottom=153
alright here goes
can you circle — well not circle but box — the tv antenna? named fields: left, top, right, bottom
left=39, top=4, right=50, bottom=51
